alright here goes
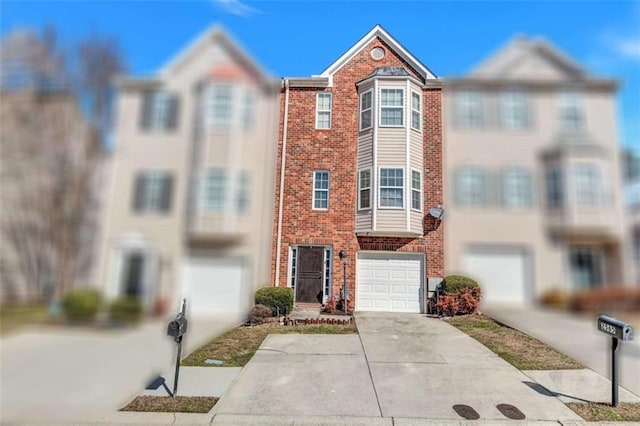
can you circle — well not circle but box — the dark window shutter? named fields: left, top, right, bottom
left=161, top=174, right=173, bottom=212
left=133, top=174, right=146, bottom=212
left=140, top=92, right=152, bottom=130
left=167, top=95, right=180, bottom=130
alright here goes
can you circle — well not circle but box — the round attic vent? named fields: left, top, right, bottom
left=371, top=47, right=385, bottom=61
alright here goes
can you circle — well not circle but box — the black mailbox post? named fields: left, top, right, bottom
left=597, top=315, right=635, bottom=407
left=167, top=299, right=188, bottom=398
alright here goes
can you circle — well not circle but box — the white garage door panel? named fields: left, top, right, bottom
left=182, top=258, right=248, bottom=317
left=463, top=250, right=529, bottom=305
left=356, top=253, right=424, bottom=313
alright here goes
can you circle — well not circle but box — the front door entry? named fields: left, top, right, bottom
left=123, top=252, right=144, bottom=297
left=296, top=246, right=324, bottom=303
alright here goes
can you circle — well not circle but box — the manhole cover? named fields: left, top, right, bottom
left=497, top=403, right=525, bottom=420
left=453, top=404, right=480, bottom=420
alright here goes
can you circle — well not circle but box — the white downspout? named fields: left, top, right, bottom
left=274, top=79, right=290, bottom=287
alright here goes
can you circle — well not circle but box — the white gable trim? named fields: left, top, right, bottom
left=157, top=25, right=273, bottom=84
left=320, top=25, right=437, bottom=81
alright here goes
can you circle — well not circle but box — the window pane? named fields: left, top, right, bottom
left=412, top=170, right=421, bottom=190
left=412, top=190, right=421, bottom=210
left=456, top=167, right=487, bottom=206
left=209, top=85, right=232, bottom=128
left=574, top=164, right=600, bottom=206
left=317, top=93, right=331, bottom=110
left=359, top=170, right=371, bottom=209
left=313, top=171, right=329, bottom=209
left=412, top=92, right=421, bottom=110
left=236, top=172, right=250, bottom=213
left=314, top=191, right=328, bottom=209
left=381, top=108, right=403, bottom=126
left=380, top=168, right=403, bottom=207
left=381, top=89, right=403, bottom=106
left=503, top=168, right=533, bottom=207
left=314, top=171, right=329, bottom=189
left=361, top=91, right=372, bottom=110
left=546, top=167, right=563, bottom=209
left=203, top=169, right=227, bottom=211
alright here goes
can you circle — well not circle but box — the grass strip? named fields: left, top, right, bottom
left=566, top=402, right=640, bottom=422
left=447, top=313, right=583, bottom=370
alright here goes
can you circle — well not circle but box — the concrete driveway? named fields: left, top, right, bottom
left=0, top=315, right=238, bottom=424
left=212, top=312, right=581, bottom=422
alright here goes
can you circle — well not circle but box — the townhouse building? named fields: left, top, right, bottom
left=272, top=25, right=444, bottom=313
left=443, top=36, right=633, bottom=305
left=98, top=27, right=279, bottom=319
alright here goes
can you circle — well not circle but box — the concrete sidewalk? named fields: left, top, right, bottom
left=0, top=315, right=238, bottom=424
left=483, top=305, right=640, bottom=397
left=212, top=312, right=582, bottom=422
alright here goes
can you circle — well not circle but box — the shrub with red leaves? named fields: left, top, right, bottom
left=436, top=286, right=482, bottom=317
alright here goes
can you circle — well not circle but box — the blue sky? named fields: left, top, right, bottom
left=2, top=0, right=639, bottom=150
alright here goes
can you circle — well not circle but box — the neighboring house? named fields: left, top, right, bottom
left=626, top=180, right=640, bottom=284
left=97, top=27, right=279, bottom=319
left=272, top=25, right=444, bottom=313
left=444, top=35, right=632, bottom=305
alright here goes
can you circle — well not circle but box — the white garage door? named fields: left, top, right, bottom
left=181, top=257, right=249, bottom=318
left=356, top=252, right=424, bottom=313
left=463, top=248, right=529, bottom=305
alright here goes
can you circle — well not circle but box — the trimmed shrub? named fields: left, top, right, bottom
left=110, top=297, right=143, bottom=325
left=249, top=304, right=273, bottom=324
left=255, top=287, right=294, bottom=316
left=62, top=289, right=102, bottom=322
left=436, top=284, right=482, bottom=317
left=442, top=275, right=480, bottom=294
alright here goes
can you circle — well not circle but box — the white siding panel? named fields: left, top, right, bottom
left=376, top=209, right=406, bottom=231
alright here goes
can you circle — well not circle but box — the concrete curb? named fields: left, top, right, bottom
left=78, top=412, right=640, bottom=426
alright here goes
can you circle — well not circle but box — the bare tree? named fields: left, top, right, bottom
left=0, top=27, right=125, bottom=305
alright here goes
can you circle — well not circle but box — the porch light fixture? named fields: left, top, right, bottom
left=338, top=250, right=348, bottom=314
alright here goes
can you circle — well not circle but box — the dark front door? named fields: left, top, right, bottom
left=296, top=246, right=324, bottom=303
left=124, top=253, right=144, bottom=297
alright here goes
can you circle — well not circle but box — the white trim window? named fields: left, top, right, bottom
left=358, top=169, right=371, bottom=210
left=545, top=166, right=563, bottom=209
left=501, top=89, right=529, bottom=130
left=133, top=171, right=173, bottom=213
left=411, top=169, right=422, bottom=211
left=380, top=88, right=404, bottom=127
left=207, top=84, right=233, bottom=128
left=455, top=166, right=487, bottom=206
left=574, top=164, right=601, bottom=207
left=502, top=167, right=533, bottom=208
left=379, top=168, right=404, bottom=208
left=360, top=90, right=372, bottom=130
left=455, top=90, right=483, bottom=128
left=411, top=91, right=422, bottom=131
left=316, top=92, right=332, bottom=129
left=313, top=170, right=330, bottom=210
left=202, top=169, right=227, bottom=211
left=559, top=91, right=584, bottom=130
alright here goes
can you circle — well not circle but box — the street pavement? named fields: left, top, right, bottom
left=483, top=305, right=640, bottom=396
left=0, top=315, right=238, bottom=424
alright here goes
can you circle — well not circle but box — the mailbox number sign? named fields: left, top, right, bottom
left=598, top=317, right=623, bottom=340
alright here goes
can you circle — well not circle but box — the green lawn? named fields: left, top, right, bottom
left=0, top=303, right=51, bottom=335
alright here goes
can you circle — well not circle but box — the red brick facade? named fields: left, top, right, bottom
left=271, top=35, right=444, bottom=306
